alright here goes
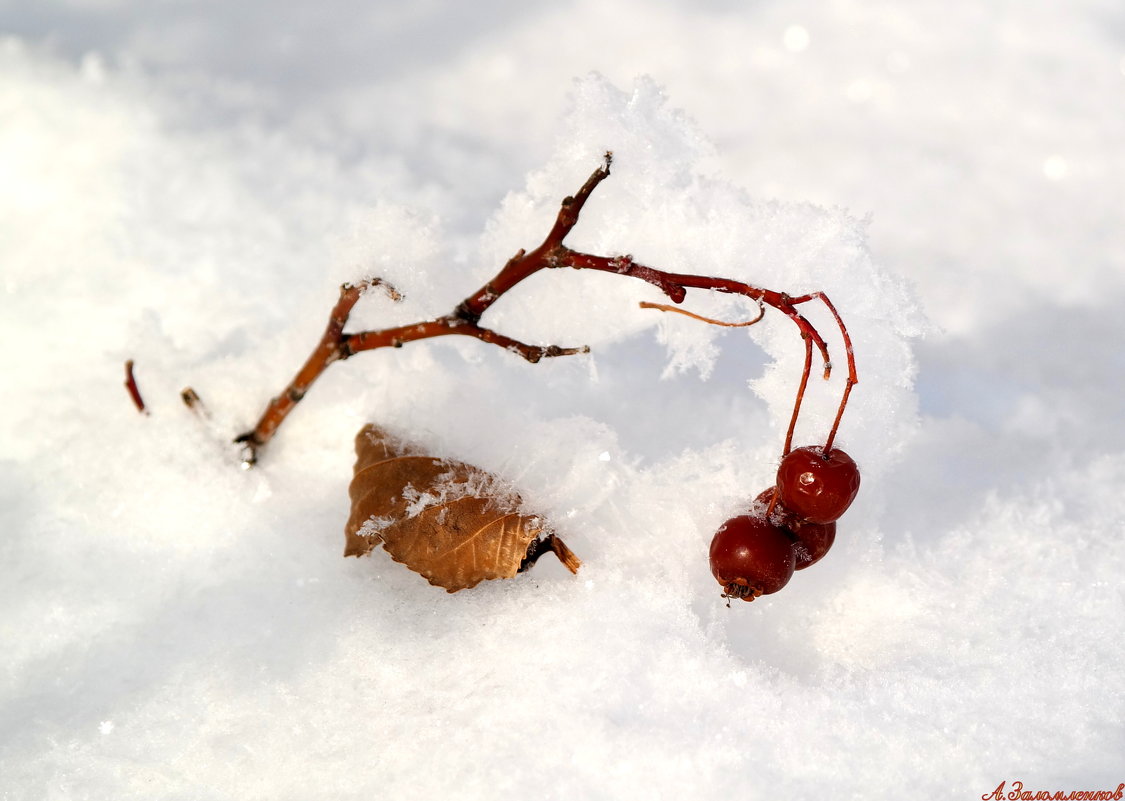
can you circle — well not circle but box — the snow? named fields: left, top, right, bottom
left=2, top=1, right=1124, bottom=798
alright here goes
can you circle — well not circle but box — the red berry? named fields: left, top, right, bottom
left=753, top=489, right=836, bottom=569
left=776, top=446, right=860, bottom=524
left=752, top=487, right=788, bottom=528
left=788, top=518, right=836, bottom=569
left=709, top=513, right=796, bottom=601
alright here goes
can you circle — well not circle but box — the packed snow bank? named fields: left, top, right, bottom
left=2, top=16, right=1122, bottom=799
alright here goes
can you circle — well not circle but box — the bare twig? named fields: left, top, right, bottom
left=124, top=360, right=148, bottom=415
left=638, top=299, right=765, bottom=327
left=234, top=153, right=858, bottom=463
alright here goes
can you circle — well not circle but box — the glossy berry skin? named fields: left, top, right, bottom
left=709, top=514, right=796, bottom=601
left=754, top=489, right=836, bottom=570
left=776, top=446, right=861, bottom=525
left=788, top=518, right=836, bottom=569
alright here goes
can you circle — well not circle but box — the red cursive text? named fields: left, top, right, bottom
left=983, top=781, right=1125, bottom=801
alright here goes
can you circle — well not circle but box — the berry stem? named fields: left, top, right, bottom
left=791, top=292, right=858, bottom=452
left=783, top=334, right=814, bottom=456
left=762, top=486, right=780, bottom=518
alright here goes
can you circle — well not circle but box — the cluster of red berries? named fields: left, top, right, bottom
left=709, top=446, right=860, bottom=603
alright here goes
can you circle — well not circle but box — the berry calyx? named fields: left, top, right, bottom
left=709, top=513, right=796, bottom=602
left=753, top=489, right=836, bottom=569
left=776, top=446, right=860, bottom=525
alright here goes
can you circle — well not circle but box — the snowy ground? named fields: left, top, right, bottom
left=2, top=1, right=1124, bottom=799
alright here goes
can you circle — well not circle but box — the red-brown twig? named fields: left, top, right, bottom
left=234, top=153, right=858, bottom=464
left=637, top=299, right=765, bottom=328
left=792, top=291, right=857, bottom=452
left=124, top=360, right=148, bottom=415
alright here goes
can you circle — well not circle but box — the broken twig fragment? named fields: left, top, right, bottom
left=124, top=360, right=148, bottom=415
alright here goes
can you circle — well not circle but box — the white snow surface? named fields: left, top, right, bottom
left=2, top=1, right=1124, bottom=798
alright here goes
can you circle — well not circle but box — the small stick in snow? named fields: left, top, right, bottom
left=124, top=360, right=148, bottom=415
left=181, top=387, right=209, bottom=418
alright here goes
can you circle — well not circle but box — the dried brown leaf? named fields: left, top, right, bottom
left=344, top=424, right=574, bottom=592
